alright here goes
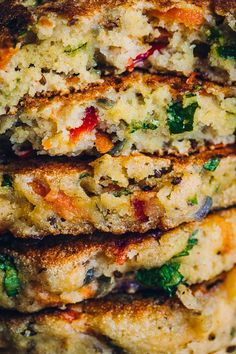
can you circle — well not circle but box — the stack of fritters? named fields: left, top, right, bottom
left=0, top=0, right=235, bottom=353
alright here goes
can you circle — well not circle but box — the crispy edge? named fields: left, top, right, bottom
left=0, top=208, right=235, bottom=268
left=0, top=266, right=234, bottom=326
left=21, top=72, right=236, bottom=111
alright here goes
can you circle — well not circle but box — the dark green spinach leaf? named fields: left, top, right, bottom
left=217, top=46, right=236, bottom=60
left=167, top=100, right=199, bottom=134
left=136, top=230, right=198, bottom=296
left=1, top=174, right=12, bottom=188
left=136, top=263, right=183, bottom=296
left=0, top=255, right=20, bottom=297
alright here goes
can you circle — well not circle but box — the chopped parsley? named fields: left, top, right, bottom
left=113, top=188, right=132, bottom=197
left=136, top=230, right=198, bottom=296
left=173, top=230, right=198, bottom=258
left=64, top=43, right=87, bottom=56
left=203, top=157, right=221, bottom=171
left=79, top=172, right=91, bottom=179
left=136, top=263, right=183, bottom=297
left=1, top=174, right=12, bottom=188
left=0, top=255, right=20, bottom=297
left=217, top=46, right=236, bottom=60
left=167, top=96, right=199, bottom=134
left=187, top=195, right=198, bottom=206
left=129, top=119, right=159, bottom=133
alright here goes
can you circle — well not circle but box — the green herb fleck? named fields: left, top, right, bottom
left=217, top=46, right=236, bottom=60
left=79, top=172, right=91, bottom=179
left=64, top=43, right=87, bottom=56
left=136, top=230, right=198, bottom=296
left=203, top=157, right=220, bottom=171
left=129, top=119, right=159, bottom=134
left=1, top=174, right=12, bottom=188
left=167, top=98, right=199, bottom=134
left=206, top=27, right=221, bottom=42
left=113, top=188, right=132, bottom=197
left=187, top=195, right=198, bottom=206
left=0, top=255, right=20, bottom=297
left=136, top=263, right=184, bottom=297
left=173, top=230, right=198, bottom=258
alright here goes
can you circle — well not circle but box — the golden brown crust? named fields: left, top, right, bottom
left=1, top=145, right=235, bottom=175
left=0, top=268, right=235, bottom=354
left=0, top=146, right=235, bottom=238
left=0, top=268, right=230, bottom=325
left=0, top=0, right=232, bottom=48
left=21, top=72, right=236, bottom=110
left=214, top=0, right=236, bottom=16
left=0, top=232, right=148, bottom=267
left=36, top=0, right=210, bottom=18
left=0, top=0, right=33, bottom=48
left=0, top=207, right=234, bottom=267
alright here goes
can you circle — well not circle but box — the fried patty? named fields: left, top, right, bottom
left=0, top=147, right=236, bottom=237
left=1, top=73, right=235, bottom=157
left=0, top=208, right=235, bottom=312
left=0, top=267, right=235, bottom=354
left=0, top=0, right=235, bottom=114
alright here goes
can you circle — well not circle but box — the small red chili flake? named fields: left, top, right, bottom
left=132, top=199, right=148, bottom=222
left=70, top=106, right=99, bottom=142
left=126, top=43, right=166, bottom=72
left=14, top=147, right=33, bottom=158
left=60, top=309, right=79, bottom=323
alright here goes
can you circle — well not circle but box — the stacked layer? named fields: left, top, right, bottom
left=2, top=74, right=236, bottom=157
left=0, top=208, right=234, bottom=313
left=0, top=0, right=236, bottom=115
left=0, top=267, right=236, bottom=353
left=0, top=0, right=235, bottom=353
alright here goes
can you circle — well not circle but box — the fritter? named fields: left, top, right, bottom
left=0, top=208, right=235, bottom=312
left=0, top=0, right=236, bottom=114
left=2, top=73, right=235, bottom=157
left=0, top=147, right=235, bottom=238
left=0, top=267, right=235, bottom=354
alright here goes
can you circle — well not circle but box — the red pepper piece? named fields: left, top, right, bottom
left=70, top=106, right=98, bottom=142
left=30, top=179, right=51, bottom=198
left=126, top=43, right=166, bottom=72
left=132, top=198, right=149, bottom=222
left=14, top=147, right=33, bottom=158
left=60, top=310, right=79, bottom=323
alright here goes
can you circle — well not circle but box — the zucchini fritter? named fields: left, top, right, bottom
left=0, top=0, right=236, bottom=114
left=3, top=73, right=236, bottom=157
left=0, top=147, right=235, bottom=237
left=0, top=267, right=236, bottom=354
left=0, top=208, right=235, bottom=312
